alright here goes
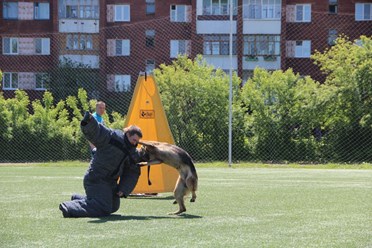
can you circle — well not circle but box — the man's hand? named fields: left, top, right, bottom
left=83, top=111, right=92, bottom=122
left=81, top=111, right=92, bottom=126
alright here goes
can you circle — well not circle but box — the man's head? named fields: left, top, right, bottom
left=95, top=101, right=106, bottom=116
left=124, top=125, right=143, bottom=147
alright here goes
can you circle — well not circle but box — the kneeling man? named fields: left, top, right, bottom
left=59, top=112, right=143, bottom=218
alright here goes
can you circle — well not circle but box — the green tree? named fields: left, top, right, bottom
left=154, top=55, right=244, bottom=160
left=0, top=87, right=127, bottom=162
left=48, top=58, right=101, bottom=103
left=312, top=35, right=372, bottom=161
left=0, top=90, right=32, bottom=161
left=242, top=68, right=329, bottom=161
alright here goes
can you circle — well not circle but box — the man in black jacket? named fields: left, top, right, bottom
left=59, top=112, right=143, bottom=218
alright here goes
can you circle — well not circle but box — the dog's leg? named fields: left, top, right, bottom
left=185, top=175, right=197, bottom=203
left=168, top=176, right=187, bottom=215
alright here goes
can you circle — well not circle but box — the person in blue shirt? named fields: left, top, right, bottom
left=92, top=101, right=105, bottom=125
left=90, top=101, right=106, bottom=156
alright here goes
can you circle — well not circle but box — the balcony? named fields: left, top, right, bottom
left=59, top=19, right=99, bottom=33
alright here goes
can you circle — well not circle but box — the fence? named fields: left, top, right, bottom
left=0, top=1, right=371, bottom=163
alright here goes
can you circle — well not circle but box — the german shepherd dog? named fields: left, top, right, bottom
left=137, top=141, right=198, bottom=215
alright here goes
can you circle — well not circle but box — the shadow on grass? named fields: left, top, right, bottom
left=127, top=195, right=175, bottom=201
left=88, top=213, right=202, bottom=223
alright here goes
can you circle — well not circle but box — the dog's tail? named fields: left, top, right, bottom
left=187, top=161, right=198, bottom=191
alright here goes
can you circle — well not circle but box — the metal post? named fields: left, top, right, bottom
left=228, top=0, right=233, bottom=167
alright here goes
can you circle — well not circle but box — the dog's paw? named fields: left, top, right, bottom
left=168, top=209, right=186, bottom=215
left=190, top=198, right=195, bottom=203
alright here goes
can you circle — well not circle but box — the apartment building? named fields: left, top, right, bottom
left=283, top=0, right=372, bottom=81
left=0, top=0, right=371, bottom=101
left=0, top=1, right=56, bottom=99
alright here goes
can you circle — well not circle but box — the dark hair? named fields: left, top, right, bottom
left=124, top=125, right=143, bottom=138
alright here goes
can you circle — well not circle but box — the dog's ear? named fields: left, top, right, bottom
left=139, top=140, right=160, bottom=147
left=139, top=141, right=158, bottom=152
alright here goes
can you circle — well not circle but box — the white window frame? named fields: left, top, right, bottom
left=146, top=0, right=155, bottom=15
left=243, top=35, right=280, bottom=56
left=146, top=60, right=155, bottom=74
left=3, top=72, right=18, bottom=90
left=86, top=35, right=93, bottom=49
left=114, top=75, right=131, bottom=92
left=115, top=40, right=130, bottom=56
left=203, top=0, right=238, bottom=15
left=170, top=5, right=187, bottom=22
left=243, top=0, right=281, bottom=19
left=329, top=0, right=338, bottom=14
left=3, top=37, right=19, bottom=55
left=79, top=5, right=98, bottom=19
left=114, top=5, right=130, bottom=22
left=66, top=34, right=92, bottom=50
left=295, top=40, right=311, bottom=58
left=355, top=3, right=372, bottom=21
left=295, top=4, right=311, bottom=22
left=66, top=4, right=78, bottom=18
left=35, top=38, right=50, bottom=55
left=328, top=29, right=337, bottom=46
left=35, top=73, right=48, bottom=90
left=34, top=2, right=50, bottom=20
left=61, top=0, right=99, bottom=19
left=203, top=35, right=237, bottom=55
left=3, top=2, right=18, bottom=19
left=170, top=40, right=190, bottom=58
left=146, top=30, right=155, bottom=47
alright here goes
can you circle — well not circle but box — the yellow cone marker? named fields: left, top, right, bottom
left=124, top=73, right=178, bottom=193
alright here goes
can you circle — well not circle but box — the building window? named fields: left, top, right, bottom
left=146, top=0, right=155, bottom=15
left=61, top=0, right=99, bottom=19
left=243, top=0, right=281, bottom=19
left=115, top=40, right=130, bottom=56
left=295, top=40, right=311, bottom=58
left=146, top=60, right=155, bottom=73
left=86, top=35, right=93, bottom=49
left=203, top=0, right=238, bottom=15
left=170, top=5, right=189, bottom=22
left=3, top=72, right=18, bottom=90
left=328, top=29, right=338, bottom=46
left=35, top=73, right=48, bottom=90
left=3, top=2, right=18, bottom=19
left=35, top=2, right=50, bottom=19
left=66, top=34, right=93, bottom=50
left=146, top=30, right=155, bottom=47
left=329, top=0, right=338, bottom=14
left=3, top=38, right=19, bottom=55
left=35, top=38, right=50, bottom=55
left=66, top=4, right=78, bottom=18
left=114, top=5, right=130, bottom=22
left=243, top=35, right=280, bottom=56
left=114, top=75, right=131, bottom=92
left=295, top=4, right=311, bottom=22
left=80, top=5, right=98, bottom=19
left=355, top=3, right=372, bottom=21
left=203, top=35, right=237, bottom=55
left=170, top=40, right=191, bottom=58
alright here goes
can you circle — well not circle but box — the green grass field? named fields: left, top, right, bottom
left=0, top=163, right=371, bottom=248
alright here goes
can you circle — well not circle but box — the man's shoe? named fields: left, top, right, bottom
left=59, top=203, right=70, bottom=218
left=71, top=194, right=85, bottom=201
